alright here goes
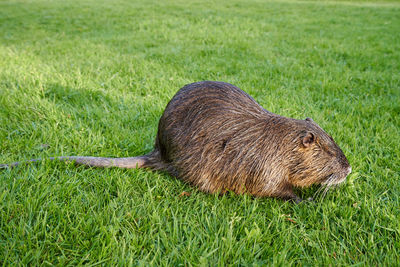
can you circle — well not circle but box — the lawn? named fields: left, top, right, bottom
left=0, top=0, right=399, bottom=265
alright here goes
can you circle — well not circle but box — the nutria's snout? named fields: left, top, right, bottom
left=322, top=161, right=352, bottom=186
left=339, top=155, right=352, bottom=184
left=347, top=166, right=352, bottom=175
left=342, top=165, right=352, bottom=182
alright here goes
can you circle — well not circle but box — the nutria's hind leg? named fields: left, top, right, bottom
left=142, top=150, right=166, bottom=169
left=142, top=149, right=178, bottom=177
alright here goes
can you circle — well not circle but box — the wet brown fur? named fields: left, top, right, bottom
left=1, top=81, right=351, bottom=202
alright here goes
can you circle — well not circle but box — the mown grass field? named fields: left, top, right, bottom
left=0, top=0, right=399, bottom=265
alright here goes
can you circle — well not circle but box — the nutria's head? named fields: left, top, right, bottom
left=288, top=117, right=351, bottom=188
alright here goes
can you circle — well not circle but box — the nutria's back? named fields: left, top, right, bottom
left=144, top=81, right=351, bottom=201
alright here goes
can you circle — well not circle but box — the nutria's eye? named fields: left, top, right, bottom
left=305, top=117, right=314, bottom=122
left=302, top=132, right=315, bottom=148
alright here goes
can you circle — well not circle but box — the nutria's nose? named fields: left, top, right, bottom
left=347, top=166, right=352, bottom=175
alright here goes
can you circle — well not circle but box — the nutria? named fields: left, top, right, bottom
left=1, top=81, right=351, bottom=202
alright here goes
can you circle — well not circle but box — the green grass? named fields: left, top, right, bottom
left=0, top=0, right=399, bottom=265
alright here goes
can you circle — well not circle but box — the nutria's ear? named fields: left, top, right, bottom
left=305, top=117, right=314, bottom=122
left=302, top=132, right=315, bottom=147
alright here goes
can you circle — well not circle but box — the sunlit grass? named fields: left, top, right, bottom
left=0, top=0, right=399, bottom=265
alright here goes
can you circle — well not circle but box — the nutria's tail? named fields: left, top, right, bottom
left=0, top=155, right=150, bottom=169
left=0, top=149, right=176, bottom=176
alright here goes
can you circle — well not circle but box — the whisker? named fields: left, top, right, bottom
left=321, top=185, right=331, bottom=199
left=314, top=173, right=338, bottom=200
left=313, top=185, right=326, bottom=200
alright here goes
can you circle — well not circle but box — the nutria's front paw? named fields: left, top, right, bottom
left=282, top=195, right=303, bottom=204
left=294, top=196, right=303, bottom=204
left=291, top=196, right=314, bottom=204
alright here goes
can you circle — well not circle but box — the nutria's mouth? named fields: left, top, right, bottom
left=322, top=167, right=351, bottom=186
